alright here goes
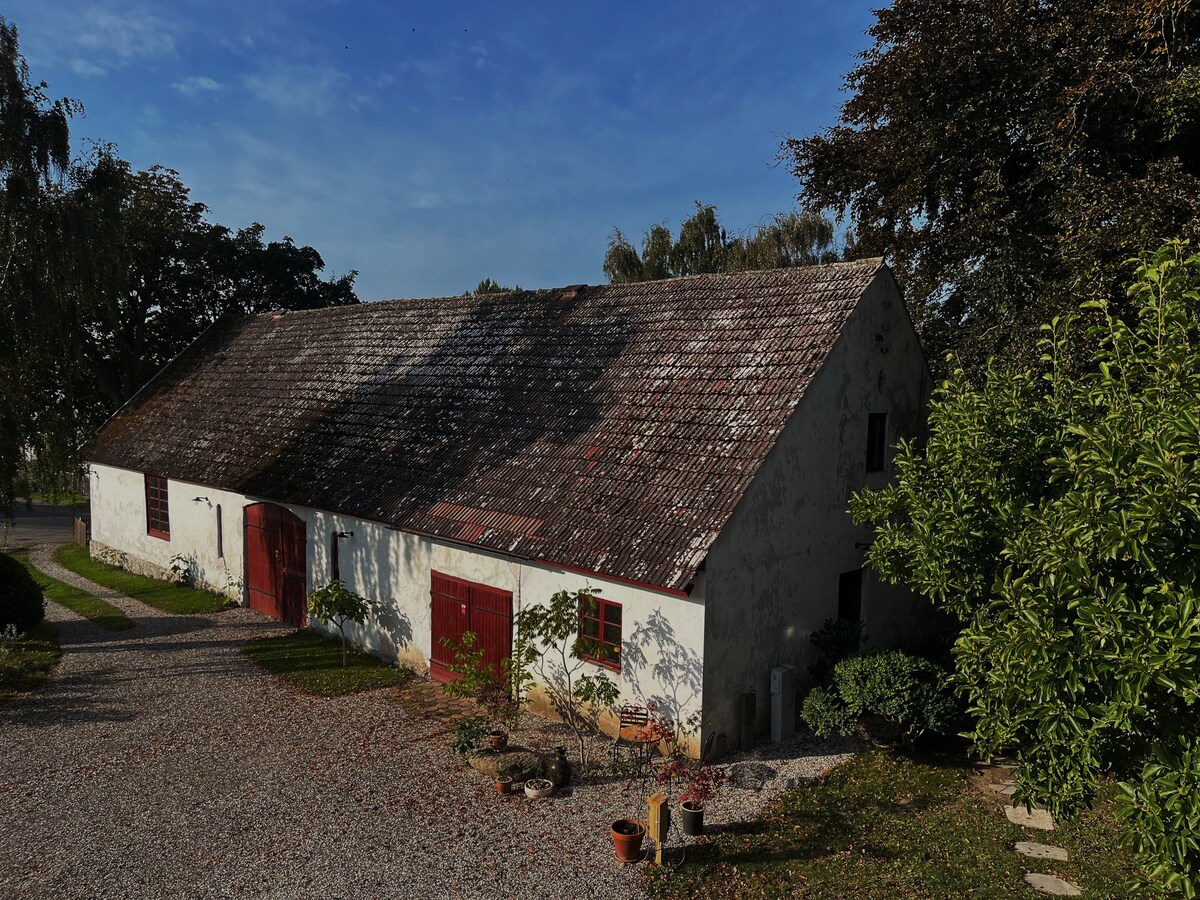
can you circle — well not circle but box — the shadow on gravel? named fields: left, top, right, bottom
left=0, top=668, right=140, bottom=727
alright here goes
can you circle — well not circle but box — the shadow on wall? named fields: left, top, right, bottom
left=622, top=608, right=703, bottom=725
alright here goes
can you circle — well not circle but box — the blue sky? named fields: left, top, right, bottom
left=9, top=1, right=876, bottom=300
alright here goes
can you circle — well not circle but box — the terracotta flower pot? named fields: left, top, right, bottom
left=496, top=776, right=513, bottom=795
left=487, top=730, right=508, bottom=752
left=680, top=801, right=704, bottom=836
left=611, top=818, right=646, bottom=863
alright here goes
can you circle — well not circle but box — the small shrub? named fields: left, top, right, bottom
left=449, top=715, right=490, bottom=758
left=801, top=650, right=958, bottom=743
left=307, top=580, right=370, bottom=667
left=801, top=685, right=859, bottom=737
left=809, top=617, right=867, bottom=683
left=0, top=552, right=44, bottom=635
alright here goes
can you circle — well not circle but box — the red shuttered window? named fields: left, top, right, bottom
left=580, top=595, right=622, bottom=671
left=145, top=475, right=170, bottom=540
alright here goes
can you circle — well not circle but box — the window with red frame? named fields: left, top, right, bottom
left=145, top=475, right=170, bottom=539
left=580, top=595, right=621, bottom=670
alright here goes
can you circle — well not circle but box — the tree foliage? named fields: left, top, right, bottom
left=603, top=203, right=843, bottom=284
left=850, top=243, right=1200, bottom=893
left=786, top=0, right=1200, bottom=373
left=0, top=24, right=358, bottom=513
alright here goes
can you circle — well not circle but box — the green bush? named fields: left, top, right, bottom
left=801, top=685, right=858, bottom=737
left=0, top=552, right=45, bottom=635
left=801, top=650, right=958, bottom=742
left=449, top=715, right=490, bottom=758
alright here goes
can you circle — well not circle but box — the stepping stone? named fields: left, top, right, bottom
left=1005, top=805, right=1055, bottom=830
left=989, top=782, right=1017, bottom=795
left=1016, top=841, right=1068, bottom=861
left=1024, top=873, right=1081, bottom=896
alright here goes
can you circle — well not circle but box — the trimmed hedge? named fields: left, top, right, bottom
left=0, top=551, right=45, bottom=635
left=802, top=650, right=958, bottom=743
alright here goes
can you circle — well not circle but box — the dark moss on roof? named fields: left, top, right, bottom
left=89, top=260, right=886, bottom=592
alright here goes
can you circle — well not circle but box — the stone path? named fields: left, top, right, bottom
left=986, top=766, right=1082, bottom=897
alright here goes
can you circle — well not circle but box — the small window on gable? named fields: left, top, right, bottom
left=216, top=504, right=224, bottom=558
left=330, top=532, right=340, bottom=582
left=838, top=568, right=863, bottom=623
left=580, top=594, right=621, bottom=671
left=145, top=475, right=170, bottom=540
left=866, top=412, right=888, bottom=472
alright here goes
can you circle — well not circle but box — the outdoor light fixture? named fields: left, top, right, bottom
left=334, top=531, right=354, bottom=539
left=192, top=496, right=210, bottom=504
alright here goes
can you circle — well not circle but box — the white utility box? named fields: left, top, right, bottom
left=770, top=664, right=797, bottom=743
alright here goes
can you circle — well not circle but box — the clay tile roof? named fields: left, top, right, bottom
left=88, top=260, right=886, bottom=593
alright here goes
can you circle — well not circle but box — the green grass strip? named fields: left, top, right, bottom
left=0, top=619, right=61, bottom=700
left=54, top=544, right=229, bottom=615
left=11, top=550, right=134, bottom=631
left=241, top=631, right=414, bottom=697
left=643, top=748, right=1137, bottom=900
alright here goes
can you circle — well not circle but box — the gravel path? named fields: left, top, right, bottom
left=0, top=545, right=855, bottom=899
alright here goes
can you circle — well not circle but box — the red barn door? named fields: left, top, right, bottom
left=429, top=571, right=512, bottom=684
left=245, top=502, right=308, bottom=628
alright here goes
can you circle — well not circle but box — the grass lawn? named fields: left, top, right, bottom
left=644, top=748, right=1138, bottom=899
left=0, top=620, right=61, bottom=700
left=241, top=631, right=415, bottom=696
left=54, top=544, right=229, bottom=615
left=11, top=550, right=134, bottom=631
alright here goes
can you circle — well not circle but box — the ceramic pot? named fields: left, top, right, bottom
left=524, top=778, right=554, bottom=799
left=487, top=730, right=508, bottom=752
left=680, top=801, right=704, bottom=836
left=496, top=776, right=513, bottom=795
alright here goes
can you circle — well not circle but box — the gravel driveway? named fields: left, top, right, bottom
left=0, top=547, right=854, bottom=899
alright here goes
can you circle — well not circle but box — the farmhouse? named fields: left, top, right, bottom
left=85, top=259, right=932, bottom=753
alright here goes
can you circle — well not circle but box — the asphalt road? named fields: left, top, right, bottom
left=1, top=498, right=88, bottom=548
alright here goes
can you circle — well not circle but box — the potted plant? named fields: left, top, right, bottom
left=610, top=818, right=646, bottom=863
left=496, top=775, right=514, bottom=795
left=487, top=729, right=509, bottom=752
left=659, top=760, right=728, bottom=836
left=524, top=777, right=554, bottom=799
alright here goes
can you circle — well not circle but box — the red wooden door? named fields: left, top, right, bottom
left=429, top=571, right=512, bottom=684
left=244, top=502, right=308, bottom=628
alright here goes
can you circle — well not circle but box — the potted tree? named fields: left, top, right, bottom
left=659, top=760, right=727, bottom=836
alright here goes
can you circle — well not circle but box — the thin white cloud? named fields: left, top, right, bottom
left=71, top=59, right=107, bottom=78
left=172, top=75, right=221, bottom=96
left=243, top=63, right=352, bottom=116
left=74, top=6, right=179, bottom=63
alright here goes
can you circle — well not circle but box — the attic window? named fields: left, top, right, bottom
left=145, top=475, right=170, bottom=540
left=866, top=412, right=888, bottom=472
left=580, top=595, right=621, bottom=671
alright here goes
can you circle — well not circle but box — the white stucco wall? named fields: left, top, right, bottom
left=87, top=461, right=705, bottom=741
left=700, top=270, right=937, bottom=749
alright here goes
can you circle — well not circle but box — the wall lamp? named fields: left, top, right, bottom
left=192, top=496, right=211, bottom=503
left=334, top=531, right=355, bottom=539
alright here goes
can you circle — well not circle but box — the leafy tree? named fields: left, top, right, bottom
left=513, top=587, right=620, bottom=767
left=603, top=203, right=842, bottom=284
left=785, top=0, right=1200, bottom=373
left=466, top=278, right=521, bottom=296
left=306, top=580, right=369, bottom=667
left=0, top=19, right=78, bottom=515
left=850, top=243, right=1200, bottom=893
left=63, top=157, right=358, bottom=408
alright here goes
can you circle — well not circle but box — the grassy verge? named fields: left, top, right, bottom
left=241, top=631, right=415, bottom=696
left=0, top=620, right=61, bottom=700
left=644, top=747, right=1137, bottom=899
left=54, top=544, right=229, bottom=615
left=11, top=550, right=134, bottom=631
